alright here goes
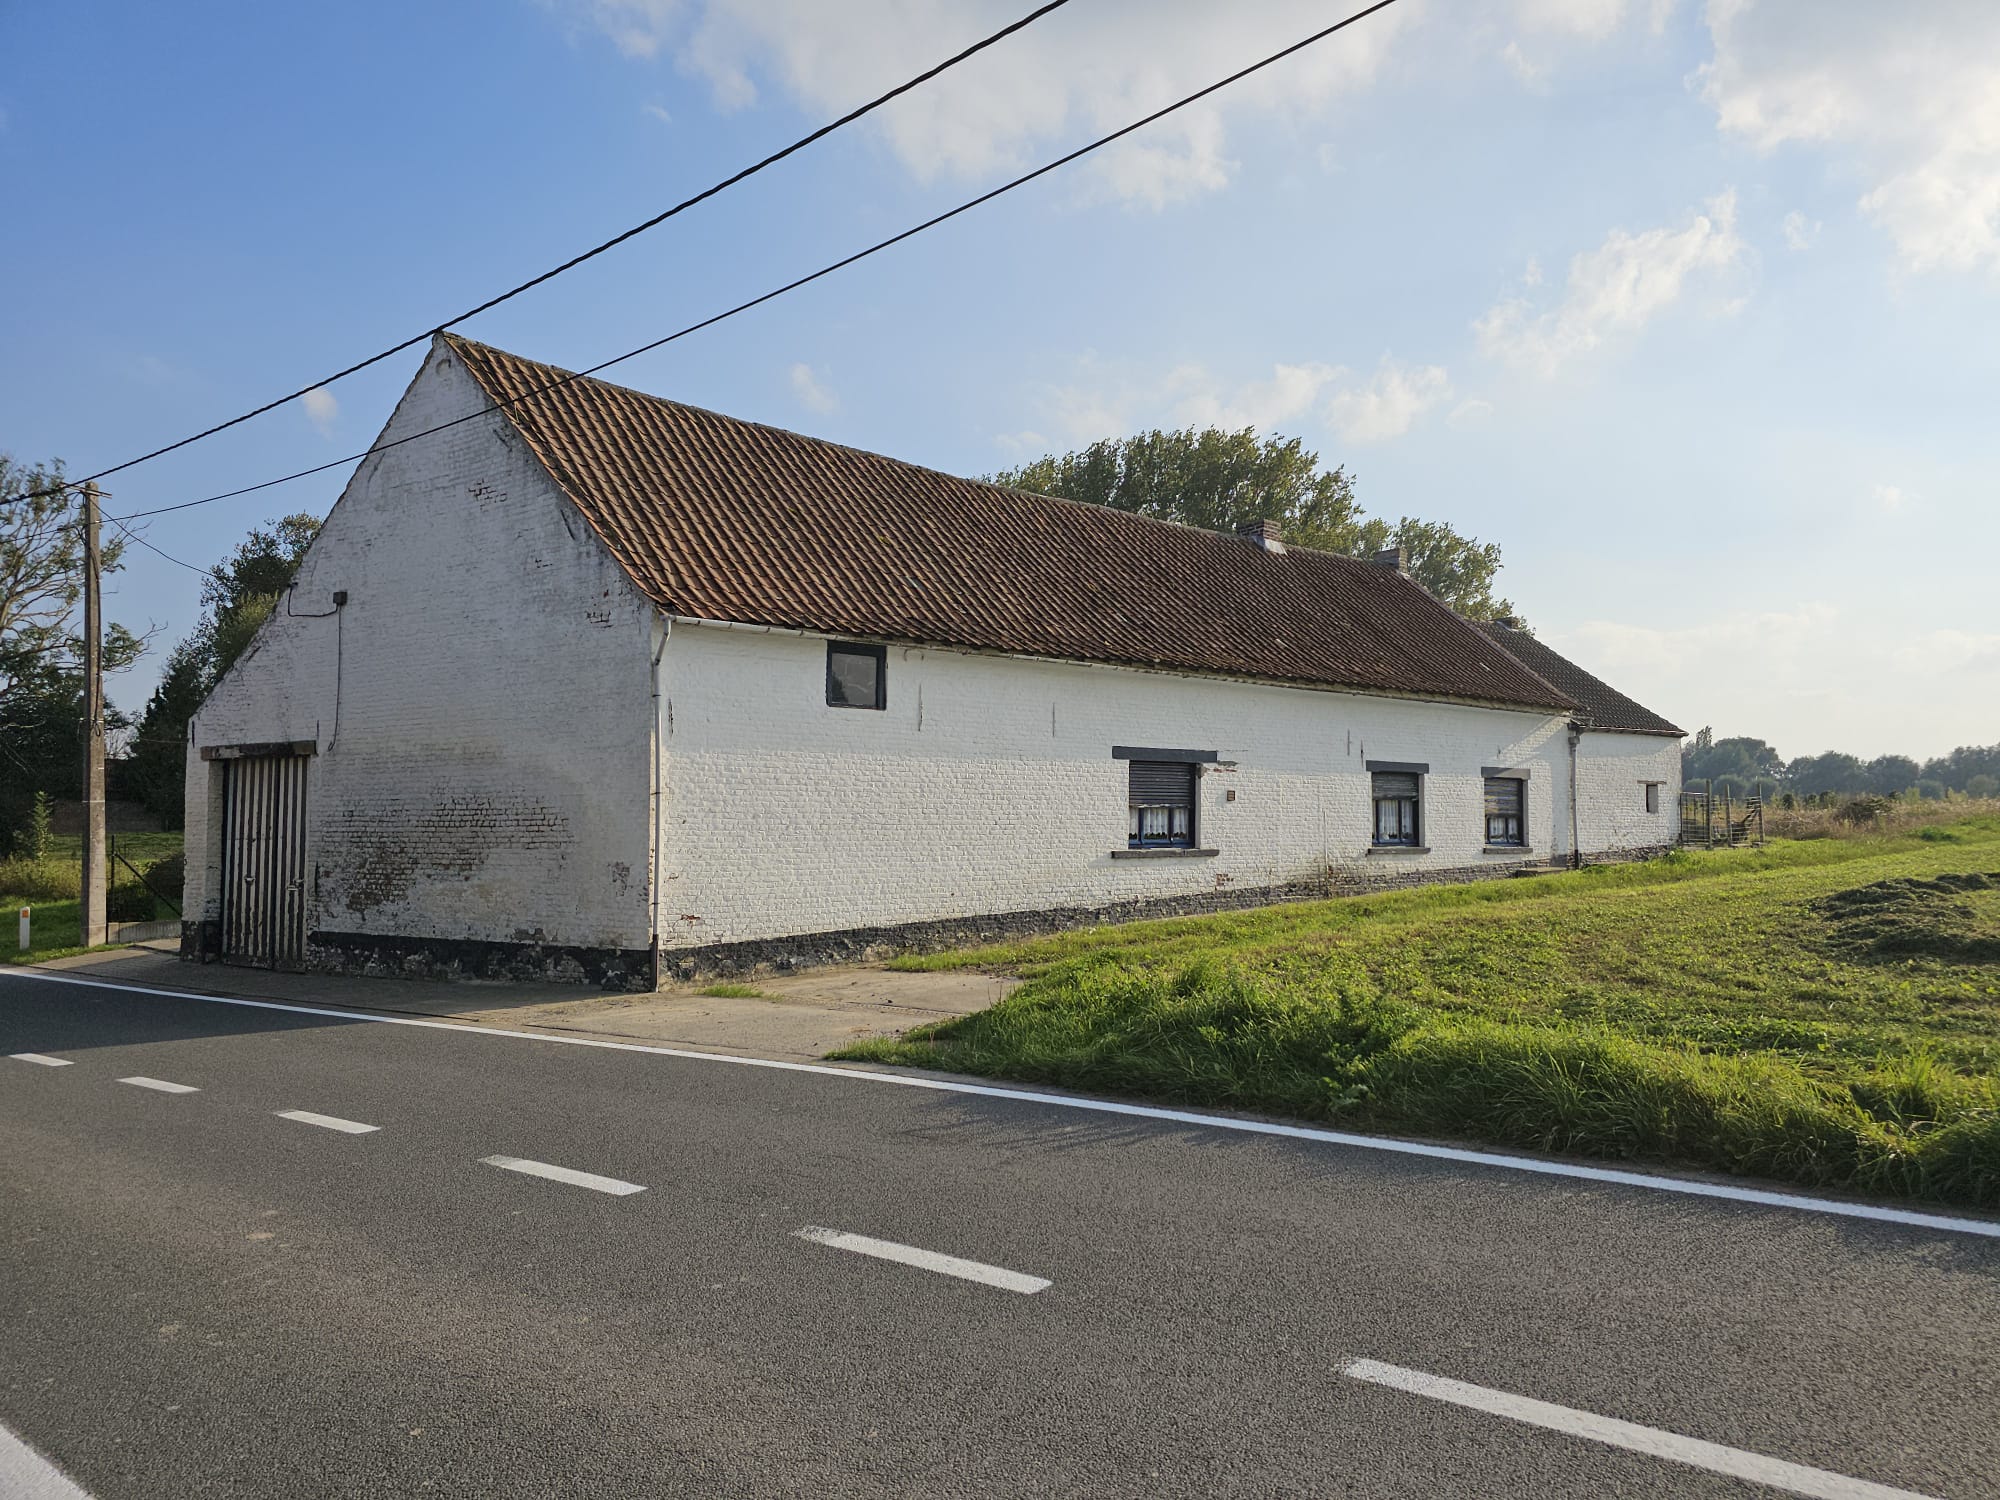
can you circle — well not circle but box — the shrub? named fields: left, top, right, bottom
left=0, top=856, right=80, bottom=902
left=19, top=791, right=52, bottom=861
left=107, top=882, right=155, bottom=922
left=144, top=851, right=186, bottom=908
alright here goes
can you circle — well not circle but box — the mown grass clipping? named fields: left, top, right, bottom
left=836, top=820, right=2000, bottom=1212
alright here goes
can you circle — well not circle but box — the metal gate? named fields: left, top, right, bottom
left=221, top=753, right=309, bottom=968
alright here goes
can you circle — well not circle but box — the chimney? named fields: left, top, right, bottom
left=1236, top=519, right=1286, bottom=554
left=1372, top=545, right=1408, bottom=575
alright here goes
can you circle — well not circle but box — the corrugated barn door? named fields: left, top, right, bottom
left=221, top=754, right=309, bottom=969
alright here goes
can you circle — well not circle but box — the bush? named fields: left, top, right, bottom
left=0, top=856, right=80, bottom=901
left=107, top=882, right=155, bottom=922
left=144, top=851, right=186, bottom=909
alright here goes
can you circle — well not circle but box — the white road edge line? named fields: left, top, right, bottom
left=479, top=1155, right=646, bottom=1196
left=275, top=1109, right=379, bottom=1135
left=9, top=967, right=1999, bottom=1242
left=116, top=1075, right=199, bottom=1094
left=8, top=1052, right=72, bottom=1067
left=1341, top=1360, right=1939, bottom=1500
left=0, top=1417, right=96, bottom=1499
left=797, top=1225, right=1051, bottom=1294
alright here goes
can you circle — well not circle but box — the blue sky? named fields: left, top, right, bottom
left=3, top=0, right=1995, bottom=760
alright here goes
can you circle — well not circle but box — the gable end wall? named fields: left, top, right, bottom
left=183, top=343, right=657, bottom=981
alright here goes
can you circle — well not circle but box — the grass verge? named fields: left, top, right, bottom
left=836, top=821, right=2000, bottom=1212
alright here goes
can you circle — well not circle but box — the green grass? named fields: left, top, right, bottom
left=837, top=820, right=2000, bottom=1212
left=695, top=982, right=766, bottom=999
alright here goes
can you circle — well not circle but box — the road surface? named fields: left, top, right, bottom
left=3, top=967, right=1995, bottom=1498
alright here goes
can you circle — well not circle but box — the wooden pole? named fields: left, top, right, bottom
left=79, top=482, right=107, bottom=948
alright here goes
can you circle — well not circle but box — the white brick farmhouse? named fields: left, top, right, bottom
left=183, top=335, right=1683, bottom=986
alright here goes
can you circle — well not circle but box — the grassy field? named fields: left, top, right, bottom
left=837, top=821, right=2000, bottom=1211
left=2, top=831, right=185, bottom=963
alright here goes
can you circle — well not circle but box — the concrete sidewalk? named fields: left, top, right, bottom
left=8, top=943, right=1015, bottom=1060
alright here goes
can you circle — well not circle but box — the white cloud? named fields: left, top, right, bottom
left=642, top=101, right=673, bottom=124
left=1563, top=603, right=2000, bottom=758
left=1323, top=358, right=1451, bottom=443
left=1697, top=0, right=2000, bottom=274
left=1474, top=191, right=1745, bottom=374
left=1781, top=210, right=1820, bottom=251
left=788, top=361, right=838, bottom=414
left=302, top=386, right=339, bottom=437
left=545, top=0, right=680, bottom=59
left=545, top=0, right=1410, bottom=209
left=1513, top=0, right=1643, bottom=43
left=1447, top=398, right=1495, bottom=428
left=1872, top=483, right=1912, bottom=513
left=1004, top=351, right=1452, bottom=453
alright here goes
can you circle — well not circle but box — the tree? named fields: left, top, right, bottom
left=989, top=427, right=1516, bottom=620
left=126, top=515, right=322, bottom=826
left=0, top=452, right=156, bottom=847
left=1787, top=752, right=1868, bottom=798
left=1967, top=774, right=1999, bottom=800
left=0, top=453, right=145, bottom=709
left=1683, top=734, right=1783, bottom=793
left=1863, top=755, right=1920, bottom=798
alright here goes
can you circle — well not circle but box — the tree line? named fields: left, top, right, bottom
left=1681, top=729, right=2000, bottom=802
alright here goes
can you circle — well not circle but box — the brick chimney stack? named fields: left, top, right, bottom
left=1236, top=519, right=1286, bottom=553
left=1372, top=546, right=1409, bottom=575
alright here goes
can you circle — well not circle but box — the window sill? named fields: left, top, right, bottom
left=1112, top=847, right=1221, bottom=859
left=1365, top=845, right=1431, bottom=856
left=1483, top=845, right=1532, bottom=855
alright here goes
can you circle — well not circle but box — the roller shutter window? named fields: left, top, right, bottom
left=1372, top=771, right=1421, bottom=846
left=1484, top=776, right=1525, bottom=846
left=1128, top=760, right=1196, bottom=849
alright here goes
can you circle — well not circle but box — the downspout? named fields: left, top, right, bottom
left=1567, top=722, right=1582, bottom=870
left=648, top=614, right=672, bottom=989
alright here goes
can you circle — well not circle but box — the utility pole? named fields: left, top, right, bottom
left=79, top=482, right=107, bottom=948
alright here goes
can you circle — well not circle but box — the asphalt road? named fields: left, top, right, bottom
left=3, top=968, right=1996, bottom=1498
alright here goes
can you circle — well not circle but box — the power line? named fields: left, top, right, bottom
left=0, top=0, right=1075, bottom=508
left=110, top=0, right=1402, bottom=527
left=104, top=514, right=208, bottom=575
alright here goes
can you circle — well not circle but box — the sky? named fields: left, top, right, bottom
left=2, top=0, right=1996, bottom=762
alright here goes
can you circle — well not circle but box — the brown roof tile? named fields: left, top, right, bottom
left=1479, top=622, right=1683, bottom=737
left=444, top=334, right=1579, bottom=715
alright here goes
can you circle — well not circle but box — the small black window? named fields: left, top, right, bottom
left=1644, top=782, right=1662, bottom=814
left=1484, top=777, right=1524, bottom=846
left=826, top=641, right=885, bottom=710
left=1372, top=771, right=1421, bottom=846
left=1129, top=760, right=1196, bottom=849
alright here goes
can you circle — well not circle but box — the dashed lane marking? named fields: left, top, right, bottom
left=1341, top=1359, right=1940, bottom=1500
left=116, top=1076, right=199, bottom=1094
left=796, top=1225, right=1051, bottom=1294
left=276, top=1109, right=380, bottom=1135
left=479, top=1155, right=646, bottom=1196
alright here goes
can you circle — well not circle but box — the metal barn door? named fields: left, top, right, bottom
left=221, top=754, right=309, bottom=968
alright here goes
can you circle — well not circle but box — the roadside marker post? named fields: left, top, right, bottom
left=17, top=906, right=27, bottom=952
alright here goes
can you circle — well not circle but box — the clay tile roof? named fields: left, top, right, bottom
left=444, top=333, right=1579, bottom=714
left=1478, top=622, right=1683, bottom=737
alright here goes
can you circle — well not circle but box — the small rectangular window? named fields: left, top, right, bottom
left=1484, top=777, right=1524, bottom=846
left=1129, top=760, right=1196, bottom=849
left=1644, top=782, right=1662, bottom=814
left=1372, top=771, right=1421, bottom=846
left=825, top=641, right=885, bottom=710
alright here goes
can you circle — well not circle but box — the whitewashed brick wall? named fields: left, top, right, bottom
left=1574, top=730, right=1683, bottom=851
left=185, top=341, right=658, bottom=955
left=654, top=623, right=1643, bottom=951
